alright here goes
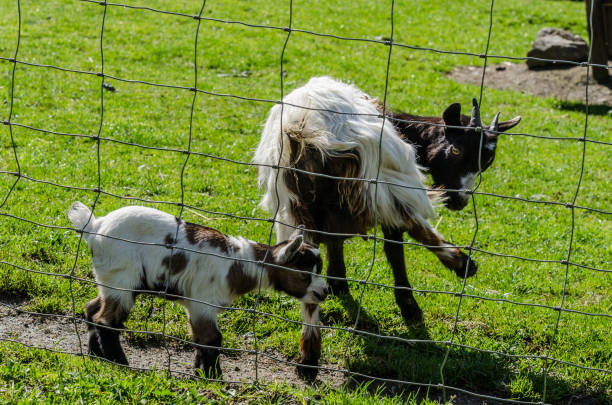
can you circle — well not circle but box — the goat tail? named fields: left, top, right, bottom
left=68, top=201, right=98, bottom=237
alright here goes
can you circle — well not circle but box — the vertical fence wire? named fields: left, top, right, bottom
left=0, top=1, right=610, bottom=404
left=541, top=0, right=595, bottom=402
left=0, top=0, right=21, bottom=211
left=439, top=0, right=496, bottom=401
left=162, top=0, right=208, bottom=378
left=343, top=0, right=395, bottom=364
left=251, top=0, right=294, bottom=382
left=66, top=0, right=108, bottom=361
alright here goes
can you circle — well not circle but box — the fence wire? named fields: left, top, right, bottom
left=1, top=1, right=610, bottom=404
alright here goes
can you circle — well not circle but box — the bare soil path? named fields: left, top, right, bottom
left=450, top=62, right=612, bottom=108
left=0, top=302, right=346, bottom=388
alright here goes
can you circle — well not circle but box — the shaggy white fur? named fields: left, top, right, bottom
left=253, top=76, right=435, bottom=238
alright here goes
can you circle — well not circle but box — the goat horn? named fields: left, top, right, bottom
left=469, top=98, right=482, bottom=127
left=489, top=112, right=501, bottom=133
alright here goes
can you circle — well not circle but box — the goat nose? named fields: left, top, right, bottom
left=322, top=287, right=329, bottom=299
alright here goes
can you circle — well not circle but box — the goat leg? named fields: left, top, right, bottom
left=84, top=296, right=104, bottom=358
left=382, top=226, right=424, bottom=324
left=296, top=303, right=321, bottom=380
left=406, top=220, right=477, bottom=278
left=91, top=297, right=129, bottom=365
left=191, top=317, right=223, bottom=379
left=96, top=324, right=128, bottom=365
left=325, top=238, right=350, bottom=294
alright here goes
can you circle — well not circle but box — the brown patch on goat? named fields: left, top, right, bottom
left=370, top=97, right=385, bottom=114
left=267, top=263, right=311, bottom=299
left=183, top=221, right=229, bottom=253
left=154, top=273, right=184, bottom=299
left=281, top=129, right=375, bottom=245
left=226, top=262, right=257, bottom=295
left=406, top=219, right=444, bottom=247
left=92, top=297, right=128, bottom=327
left=285, top=136, right=367, bottom=220
left=285, top=184, right=371, bottom=247
left=252, top=241, right=318, bottom=298
left=161, top=252, right=188, bottom=274
left=85, top=296, right=102, bottom=321
left=252, top=243, right=271, bottom=262
left=304, top=303, right=318, bottom=318
left=406, top=221, right=466, bottom=271
left=164, top=233, right=175, bottom=246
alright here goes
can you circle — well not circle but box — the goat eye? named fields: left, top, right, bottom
left=450, top=146, right=461, bottom=156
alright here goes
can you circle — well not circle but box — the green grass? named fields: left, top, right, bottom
left=1, top=0, right=611, bottom=403
left=1, top=342, right=441, bottom=404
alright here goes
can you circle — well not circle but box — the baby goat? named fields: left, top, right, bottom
left=253, top=76, right=520, bottom=324
left=68, top=202, right=328, bottom=378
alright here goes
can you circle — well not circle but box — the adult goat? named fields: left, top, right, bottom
left=253, top=76, right=521, bottom=323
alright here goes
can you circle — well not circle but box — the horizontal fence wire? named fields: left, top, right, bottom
left=1, top=0, right=610, bottom=404
left=2, top=56, right=612, bottom=148
left=2, top=210, right=611, bottom=275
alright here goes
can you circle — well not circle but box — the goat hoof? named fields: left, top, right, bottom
left=401, top=308, right=424, bottom=326
left=195, top=354, right=222, bottom=380
left=196, top=365, right=222, bottom=380
left=395, top=291, right=423, bottom=325
left=456, top=254, right=478, bottom=278
left=296, top=359, right=319, bottom=381
left=328, top=280, right=350, bottom=295
left=398, top=302, right=424, bottom=326
left=108, top=353, right=129, bottom=366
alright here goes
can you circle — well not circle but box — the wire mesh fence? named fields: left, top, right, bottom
left=0, top=0, right=610, bottom=404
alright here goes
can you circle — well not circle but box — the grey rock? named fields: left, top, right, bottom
left=526, top=27, right=588, bottom=68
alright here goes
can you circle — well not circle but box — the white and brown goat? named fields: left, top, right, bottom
left=253, top=76, right=521, bottom=323
left=68, top=202, right=328, bottom=378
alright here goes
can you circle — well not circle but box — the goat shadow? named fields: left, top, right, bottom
left=326, top=303, right=606, bottom=404
left=327, top=290, right=432, bottom=340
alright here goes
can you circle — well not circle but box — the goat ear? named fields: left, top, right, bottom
left=275, top=235, right=303, bottom=265
left=442, top=103, right=462, bottom=128
left=496, top=116, right=522, bottom=132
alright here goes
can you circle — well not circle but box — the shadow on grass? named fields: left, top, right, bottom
left=344, top=332, right=609, bottom=404
left=323, top=296, right=608, bottom=404
left=333, top=291, right=386, bottom=335
left=0, top=292, right=30, bottom=307
left=553, top=100, right=612, bottom=116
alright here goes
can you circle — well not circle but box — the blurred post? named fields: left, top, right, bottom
left=585, top=0, right=610, bottom=83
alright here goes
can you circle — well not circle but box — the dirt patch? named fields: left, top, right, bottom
left=449, top=62, right=612, bottom=107
left=1, top=303, right=522, bottom=404
left=0, top=303, right=346, bottom=388
left=0, top=302, right=513, bottom=404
